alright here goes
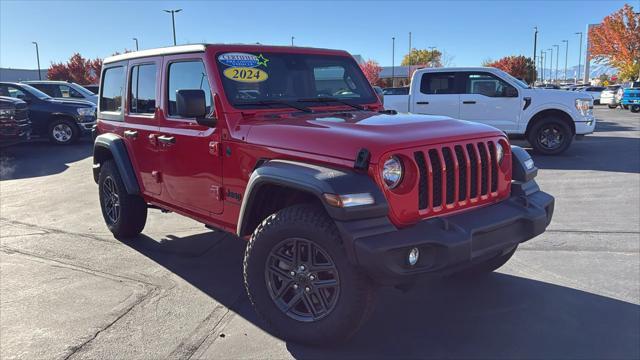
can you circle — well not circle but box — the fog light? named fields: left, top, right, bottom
left=408, top=247, right=420, bottom=266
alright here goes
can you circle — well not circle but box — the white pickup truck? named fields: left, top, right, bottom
left=384, top=67, right=596, bottom=155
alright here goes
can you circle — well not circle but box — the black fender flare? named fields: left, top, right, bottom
left=93, top=133, right=140, bottom=194
left=236, top=160, right=389, bottom=237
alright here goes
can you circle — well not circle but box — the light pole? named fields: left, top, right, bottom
left=532, top=27, right=538, bottom=84
left=133, top=38, right=139, bottom=51
left=163, top=9, right=182, bottom=46
left=31, top=41, right=41, bottom=80
left=562, top=40, right=568, bottom=82
left=541, top=51, right=545, bottom=83
left=391, top=37, right=395, bottom=87
left=291, top=36, right=294, bottom=46
left=575, top=32, right=583, bottom=83
left=547, top=48, right=553, bottom=84
left=408, top=32, right=412, bottom=68
left=553, top=44, right=559, bottom=83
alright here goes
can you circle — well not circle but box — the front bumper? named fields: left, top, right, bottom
left=76, top=116, right=96, bottom=135
left=574, top=116, right=596, bottom=135
left=349, top=186, right=554, bottom=285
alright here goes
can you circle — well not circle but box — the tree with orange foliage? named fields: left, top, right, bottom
left=359, top=59, right=382, bottom=85
left=484, top=56, right=536, bottom=84
left=47, top=53, right=103, bottom=85
left=589, top=4, right=639, bottom=80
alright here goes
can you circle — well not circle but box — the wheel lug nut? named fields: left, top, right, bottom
left=293, top=284, right=299, bottom=290
left=290, top=271, right=296, bottom=276
left=305, top=286, right=310, bottom=292
left=309, top=275, right=315, bottom=281
left=299, top=265, right=306, bottom=271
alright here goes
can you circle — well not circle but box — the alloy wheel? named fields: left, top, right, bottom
left=52, top=123, right=73, bottom=143
left=265, top=237, right=340, bottom=322
left=537, top=125, right=564, bottom=150
left=102, top=176, right=120, bottom=224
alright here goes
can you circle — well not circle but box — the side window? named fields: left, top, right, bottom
left=100, top=66, right=125, bottom=113
left=59, top=85, right=84, bottom=98
left=465, top=73, right=513, bottom=97
left=167, top=60, right=211, bottom=116
left=129, top=64, right=157, bottom=114
left=420, top=73, right=457, bottom=94
left=33, top=84, right=59, bottom=97
left=0, top=85, right=27, bottom=99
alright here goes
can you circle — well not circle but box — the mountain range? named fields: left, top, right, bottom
left=538, top=63, right=617, bottom=80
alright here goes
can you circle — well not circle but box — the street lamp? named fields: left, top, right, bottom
left=561, top=40, right=568, bottom=82
left=548, top=48, right=553, bottom=84
left=553, top=44, right=559, bottom=83
left=391, top=37, right=395, bottom=87
left=575, top=32, right=583, bottom=83
left=532, top=27, right=538, bottom=84
left=31, top=41, right=41, bottom=80
left=163, top=9, right=182, bottom=46
left=408, top=32, right=412, bottom=67
left=428, top=46, right=436, bottom=67
left=133, top=38, right=139, bottom=51
left=291, top=36, right=294, bottom=46
left=541, top=50, right=545, bottom=83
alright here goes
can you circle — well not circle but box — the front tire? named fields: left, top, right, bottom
left=98, top=160, right=147, bottom=239
left=243, top=204, right=374, bottom=345
left=48, top=118, right=79, bottom=145
left=527, top=117, right=573, bottom=155
left=630, top=105, right=640, bottom=113
left=608, top=104, right=617, bottom=109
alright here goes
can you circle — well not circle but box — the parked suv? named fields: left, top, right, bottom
left=600, top=85, right=621, bottom=108
left=384, top=67, right=596, bottom=155
left=0, top=82, right=96, bottom=144
left=92, top=45, right=554, bottom=345
left=0, top=96, right=31, bottom=146
left=24, top=80, right=98, bottom=104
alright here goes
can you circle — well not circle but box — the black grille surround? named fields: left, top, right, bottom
left=413, top=140, right=504, bottom=212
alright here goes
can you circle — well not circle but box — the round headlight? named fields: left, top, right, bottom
left=382, top=156, right=403, bottom=189
left=496, top=142, right=504, bottom=164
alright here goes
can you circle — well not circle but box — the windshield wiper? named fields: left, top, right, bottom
left=297, top=97, right=366, bottom=111
left=235, top=99, right=312, bottom=113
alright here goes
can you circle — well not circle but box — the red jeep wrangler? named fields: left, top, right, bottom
left=93, top=44, right=554, bottom=344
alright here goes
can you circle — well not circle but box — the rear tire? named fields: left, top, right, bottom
left=243, top=204, right=374, bottom=345
left=98, top=160, right=147, bottom=239
left=527, top=117, right=573, bottom=155
left=630, top=105, right=640, bottom=113
left=608, top=104, right=617, bottom=109
left=48, top=118, right=79, bottom=145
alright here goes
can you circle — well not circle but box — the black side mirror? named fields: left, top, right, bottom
left=176, top=89, right=217, bottom=127
left=505, top=86, right=518, bottom=97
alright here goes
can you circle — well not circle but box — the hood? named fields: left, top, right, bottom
left=0, top=96, right=27, bottom=108
left=47, top=98, right=95, bottom=107
left=524, top=87, right=592, bottom=101
left=244, top=111, right=504, bottom=163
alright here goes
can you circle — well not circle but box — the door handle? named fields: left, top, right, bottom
left=157, top=135, right=176, bottom=145
left=416, top=101, right=429, bottom=105
left=462, top=101, right=477, bottom=104
left=124, top=130, right=138, bottom=139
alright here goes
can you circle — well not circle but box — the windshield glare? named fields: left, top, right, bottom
left=499, top=70, right=530, bottom=89
left=216, top=52, right=377, bottom=109
left=73, top=83, right=95, bottom=97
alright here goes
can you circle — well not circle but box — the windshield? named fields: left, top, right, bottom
left=499, top=70, right=530, bottom=89
left=21, top=83, right=51, bottom=99
left=73, top=83, right=96, bottom=97
left=216, top=52, right=377, bottom=109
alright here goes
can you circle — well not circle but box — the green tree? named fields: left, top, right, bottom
left=402, top=48, right=442, bottom=67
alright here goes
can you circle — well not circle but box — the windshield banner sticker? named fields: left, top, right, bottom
left=223, top=67, right=269, bottom=83
left=218, top=53, right=269, bottom=68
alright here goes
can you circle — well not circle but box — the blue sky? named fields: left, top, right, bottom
left=0, top=0, right=633, bottom=69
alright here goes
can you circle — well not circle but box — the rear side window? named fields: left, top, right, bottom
left=167, top=60, right=212, bottom=116
left=420, top=73, right=456, bottom=94
left=101, top=66, right=125, bottom=113
left=129, top=64, right=157, bottom=114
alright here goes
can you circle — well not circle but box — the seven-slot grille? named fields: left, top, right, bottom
left=414, top=140, right=500, bottom=212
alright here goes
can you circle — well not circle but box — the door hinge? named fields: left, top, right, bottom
left=210, top=185, right=223, bottom=201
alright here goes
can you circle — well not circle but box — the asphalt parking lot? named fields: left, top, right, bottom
left=1, top=106, right=638, bottom=359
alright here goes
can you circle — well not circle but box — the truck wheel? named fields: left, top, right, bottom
left=607, top=104, right=617, bottom=109
left=98, top=160, right=147, bottom=239
left=454, top=246, right=517, bottom=277
left=527, top=118, right=573, bottom=155
left=630, top=105, right=640, bottom=113
left=48, top=118, right=78, bottom=145
left=243, top=204, right=374, bottom=345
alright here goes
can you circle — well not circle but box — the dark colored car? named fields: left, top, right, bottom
left=0, top=96, right=31, bottom=147
left=92, top=44, right=553, bottom=345
left=0, top=82, right=96, bottom=144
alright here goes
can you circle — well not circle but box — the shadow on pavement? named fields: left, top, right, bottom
left=0, top=139, right=92, bottom=180
left=125, top=230, right=640, bottom=359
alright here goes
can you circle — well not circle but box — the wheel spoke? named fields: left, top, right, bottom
left=268, top=263, right=293, bottom=281
left=314, top=278, right=338, bottom=289
left=302, top=293, right=319, bottom=318
left=284, top=291, right=304, bottom=312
